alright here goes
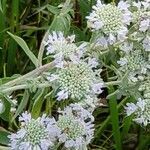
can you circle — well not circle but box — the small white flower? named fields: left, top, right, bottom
left=139, top=19, right=150, bottom=32
left=19, top=111, right=31, bottom=123
left=57, top=90, right=69, bottom=101
left=118, top=1, right=130, bottom=11
left=143, top=36, right=150, bottom=51
left=117, top=58, right=128, bottom=66
left=91, top=83, right=103, bottom=94
left=119, top=42, right=133, bottom=53
left=86, top=0, right=131, bottom=45
left=44, top=31, right=86, bottom=63
left=47, top=74, right=59, bottom=82
left=88, top=58, right=99, bottom=68
left=117, top=27, right=128, bottom=41
left=108, top=34, right=116, bottom=45
left=53, top=52, right=64, bottom=68
left=96, top=36, right=108, bottom=48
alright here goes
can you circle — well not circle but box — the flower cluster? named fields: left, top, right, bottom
left=9, top=104, right=94, bottom=150
left=139, top=76, right=150, bottom=99
left=44, top=31, right=104, bottom=110
left=86, top=0, right=132, bottom=46
left=125, top=98, right=150, bottom=126
left=56, top=104, right=94, bottom=149
left=44, top=31, right=87, bottom=68
left=50, top=60, right=103, bottom=101
left=129, top=0, right=150, bottom=51
left=117, top=49, right=149, bottom=83
left=8, top=112, right=55, bottom=150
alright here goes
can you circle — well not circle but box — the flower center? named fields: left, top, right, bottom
left=98, top=4, right=123, bottom=34
left=58, top=63, right=94, bottom=99
left=24, top=120, right=49, bottom=145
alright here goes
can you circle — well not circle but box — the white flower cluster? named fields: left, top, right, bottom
left=86, top=0, right=132, bottom=46
left=9, top=104, right=94, bottom=150
left=50, top=60, right=103, bottom=101
left=56, top=104, right=94, bottom=149
left=130, top=0, right=150, bottom=51
left=125, top=98, right=150, bottom=126
left=117, top=49, right=149, bottom=83
left=44, top=31, right=87, bottom=68
left=44, top=31, right=104, bottom=110
left=8, top=112, right=55, bottom=150
left=139, top=76, right=150, bottom=99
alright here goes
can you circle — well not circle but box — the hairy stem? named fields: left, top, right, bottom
left=1, top=62, right=54, bottom=88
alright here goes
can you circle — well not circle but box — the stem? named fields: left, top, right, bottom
left=1, top=82, right=50, bottom=93
left=0, top=146, right=10, bottom=150
left=105, top=80, right=121, bottom=86
left=38, top=30, right=50, bottom=66
left=1, top=62, right=54, bottom=88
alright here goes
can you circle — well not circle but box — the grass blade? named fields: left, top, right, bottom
left=108, top=86, right=122, bottom=150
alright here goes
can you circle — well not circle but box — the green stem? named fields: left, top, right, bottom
left=0, top=146, right=9, bottom=150
left=1, top=82, right=50, bottom=93
left=105, top=80, right=121, bottom=86
left=0, top=62, right=54, bottom=88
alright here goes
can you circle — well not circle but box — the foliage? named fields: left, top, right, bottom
left=0, top=0, right=150, bottom=150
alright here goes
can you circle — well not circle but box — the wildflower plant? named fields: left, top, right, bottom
left=0, top=0, right=150, bottom=150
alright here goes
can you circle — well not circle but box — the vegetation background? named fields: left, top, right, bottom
left=0, top=0, right=149, bottom=150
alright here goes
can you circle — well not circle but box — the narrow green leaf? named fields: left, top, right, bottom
left=0, top=130, right=9, bottom=145
left=121, top=115, right=132, bottom=139
left=31, top=89, right=45, bottom=118
left=108, top=86, right=122, bottom=150
left=11, top=90, right=29, bottom=122
left=7, top=32, right=38, bottom=67
left=0, top=97, right=11, bottom=121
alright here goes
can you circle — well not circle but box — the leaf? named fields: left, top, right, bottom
left=108, top=86, right=122, bottom=150
left=47, top=5, right=60, bottom=15
left=0, top=130, right=9, bottom=145
left=31, top=89, right=45, bottom=118
left=7, top=32, right=38, bottom=67
left=49, top=15, right=70, bottom=34
left=0, top=97, right=11, bottom=121
left=11, top=90, right=29, bottom=122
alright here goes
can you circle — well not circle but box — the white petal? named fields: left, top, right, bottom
left=108, top=34, right=116, bottom=45
left=57, top=90, right=69, bottom=101
left=139, top=19, right=150, bottom=32
left=88, top=58, right=98, bottom=68
left=91, top=83, right=103, bottom=94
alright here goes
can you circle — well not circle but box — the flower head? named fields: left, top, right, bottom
left=48, top=60, right=103, bottom=101
left=44, top=31, right=87, bottom=68
left=8, top=112, right=56, bottom=150
left=117, top=49, right=149, bottom=83
left=131, top=1, right=150, bottom=32
left=125, top=98, right=150, bottom=126
left=56, top=104, right=94, bottom=149
left=86, top=0, right=131, bottom=44
left=139, top=76, right=150, bottom=99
